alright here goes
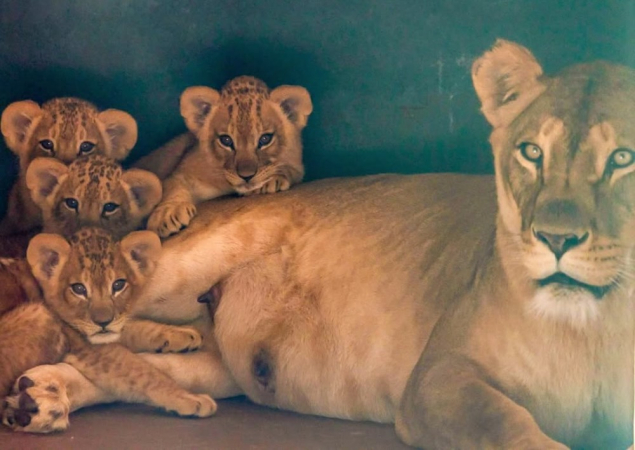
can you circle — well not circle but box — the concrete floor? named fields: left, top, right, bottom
left=0, top=396, right=411, bottom=450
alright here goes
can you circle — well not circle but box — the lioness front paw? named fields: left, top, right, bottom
left=147, top=201, right=197, bottom=238
left=167, top=392, right=217, bottom=418
left=2, top=367, right=70, bottom=433
left=154, top=326, right=202, bottom=353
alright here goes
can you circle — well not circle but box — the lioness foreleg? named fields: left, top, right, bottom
left=396, top=357, right=568, bottom=449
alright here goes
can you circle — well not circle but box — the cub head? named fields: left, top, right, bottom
left=180, top=76, right=312, bottom=194
left=1, top=97, right=137, bottom=169
left=26, top=154, right=162, bottom=237
left=473, top=40, right=635, bottom=327
left=27, top=227, right=161, bottom=344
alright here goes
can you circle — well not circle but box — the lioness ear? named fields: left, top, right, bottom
left=1, top=100, right=43, bottom=155
left=26, top=233, right=70, bottom=284
left=472, top=39, right=547, bottom=128
left=180, top=86, right=221, bottom=136
left=96, top=109, right=138, bottom=161
left=120, top=230, right=162, bottom=279
left=270, top=85, right=313, bottom=129
left=26, top=157, right=69, bottom=209
left=120, top=169, right=163, bottom=218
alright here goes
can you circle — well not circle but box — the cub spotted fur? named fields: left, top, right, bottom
left=1, top=227, right=213, bottom=432
left=145, top=76, right=312, bottom=238
left=26, top=154, right=162, bottom=238
left=8, top=41, right=633, bottom=449
left=0, top=98, right=138, bottom=235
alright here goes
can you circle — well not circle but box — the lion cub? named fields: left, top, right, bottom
left=144, top=76, right=312, bottom=238
left=1, top=227, right=214, bottom=432
left=0, top=97, right=138, bottom=236
left=26, top=154, right=162, bottom=238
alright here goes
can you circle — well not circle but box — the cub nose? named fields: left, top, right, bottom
left=236, top=160, right=258, bottom=183
left=533, top=229, right=589, bottom=260
left=90, top=307, right=114, bottom=328
left=93, top=318, right=113, bottom=329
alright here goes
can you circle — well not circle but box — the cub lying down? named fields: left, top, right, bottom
left=8, top=40, right=634, bottom=449
left=0, top=227, right=214, bottom=432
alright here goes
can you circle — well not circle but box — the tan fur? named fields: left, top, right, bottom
left=1, top=228, right=215, bottom=432
left=7, top=42, right=633, bottom=449
left=0, top=98, right=138, bottom=235
left=145, top=76, right=312, bottom=238
left=26, top=154, right=162, bottom=238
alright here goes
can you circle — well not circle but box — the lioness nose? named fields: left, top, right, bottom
left=533, top=230, right=589, bottom=260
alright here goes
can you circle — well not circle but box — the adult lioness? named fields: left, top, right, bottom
left=8, top=40, right=634, bottom=448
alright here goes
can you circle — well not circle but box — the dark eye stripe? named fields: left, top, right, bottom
left=518, top=142, right=543, bottom=163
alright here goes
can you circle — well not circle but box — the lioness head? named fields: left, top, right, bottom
left=27, top=227, right=161, bottom=344
left=0, top=97, right=137, bottom=168
left=472, top=40, right=635, bottom=327
left=179, top=76, right=313, bottom=194
left=26, top=155, right=162, bottom=237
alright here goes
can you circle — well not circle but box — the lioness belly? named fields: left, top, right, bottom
left=213, top=237, right=435, bottom=421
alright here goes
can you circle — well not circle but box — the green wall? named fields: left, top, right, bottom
left=1, top=0, right=633, bottom=213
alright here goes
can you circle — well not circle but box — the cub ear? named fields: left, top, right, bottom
left=25, top=157, right=69, bottom=209
left=0, top=100, right=43, bottom=155
left=96, top=109, right=138, bottom=161
left=26, top=233, right=70, bottom=284
left=120, top=230, right=162, bottom=279
left=472, top=39, right=547, bottom=128
left=180, top=86, right=221, bottom=136
left=270, top=85, right=313, bottom=129
left=120, top=169, right=163, bottom=218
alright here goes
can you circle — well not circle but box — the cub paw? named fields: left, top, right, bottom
left=147, top=201, right=197, bottom=238
left=168, top=393, right=217, bottom=418
left=245, top=176, right=291, bottom=196
left=2, top=368, right=70, bottom=433
left=154, top=326, right=202, bottom=353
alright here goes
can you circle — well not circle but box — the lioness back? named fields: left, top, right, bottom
left=0, top=98, right=138, bottom=235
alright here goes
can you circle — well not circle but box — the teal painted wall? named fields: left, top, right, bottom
left=1, top=0, right=634, bottom=213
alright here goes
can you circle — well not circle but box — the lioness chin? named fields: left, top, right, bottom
left=12, top=40, right=633, bottom=448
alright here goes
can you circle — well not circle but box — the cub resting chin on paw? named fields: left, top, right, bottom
left=143, top=75, right=312, bottom=238
left=0, top=227, right=214, bottom=433
left=3, top=41, right=633, bottom=448
left=0, top=97, right=138, bottom=236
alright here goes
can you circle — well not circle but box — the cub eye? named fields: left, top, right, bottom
left=258, top=133, right=274, bottom=148
left=79, top=141, right=95, bottom=155
left=218, top=134, right=234, bottom=149
left=39, top=139, right=55, bottom=154
left=608, top=148, right=634, bottom=169
left=518, top=142, right=543, bottom=164
left=64, top=198, right=79, bottom=211
left=70, top=283, right=87, bottom=297
left=111, top=279, right=127, bottom=294
left=102, top=202, right=120, bottom=215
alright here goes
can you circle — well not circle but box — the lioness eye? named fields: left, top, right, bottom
left=519, top=143, right=543, bottom=163
left=102, top=202, right=120, bottom=215
left=112, top=279, right=127, bottom=294
left=258, top=133, right=274, bottom=148
left=218, top=134, right=234, bottom=149
left=79, top=141, right=95, bottom=155
left=70, top=283, right=87, bottom=297
left=609, top=148, right=634, bottom=168
left=39, top=139, right=55, bottom=155
left=64, top=198, right=79, bottom=211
